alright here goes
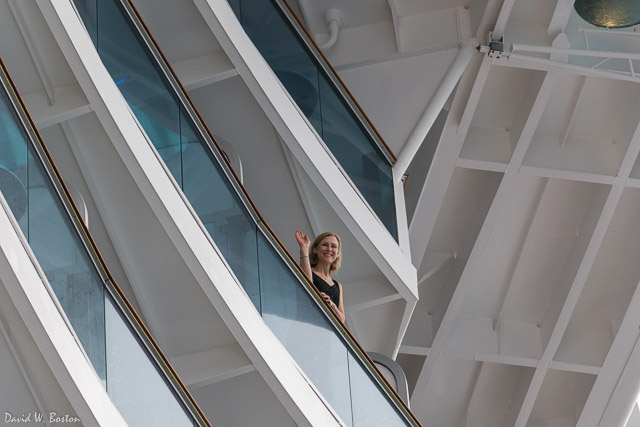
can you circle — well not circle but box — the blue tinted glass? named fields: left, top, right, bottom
left=74, top=0, right=98, bottom=45
left=180, top=110, right=261, bottom=310
left=236, top=0, right=397, bottom=239
left=1, top=66, right=195, bottom=423
left=227, top=0, right=240, bottom=17
left=0, top=96, right=28, bottom=233
left=27, top=143, right=107, bottom=380
left=0, top=92, right=106, bottom=379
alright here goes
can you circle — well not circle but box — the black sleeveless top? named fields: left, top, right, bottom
left=312, top=273, right=340, bottom=307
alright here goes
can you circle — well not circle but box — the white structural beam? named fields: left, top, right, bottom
left=409, top=53, right=491, bottom=267
left=485, top=47, right=640, bottom=84
left=513, top=89, right=640, bottom=427
left=491, top=0, right=517, bottom=42
left=417, top=251, right=453, bottom=286
left=0, top=307, right=53, bottom=427
left=172, top=53, right=238, bottom=91
left=23, top=85, right=91, bottom=129
left=578, top=277, right=640, bottom=425
left=37, top=0, right=343, bottom=424
left=495, top=178, right=548, bottom=348
left=560, top=76, right=587, bottom=146
left=280, top=137, right=323, bottom=237
left=8, top=0, right=55, bottom=105
left=411, top=71, right=557, bottom=411
left=392, top=300, right=417, bottom=359
left=598, top=335, right=640, bottom=427
left=0, top=188, right=126, bottom=426
left=394, top=40, right=477, bottom=179
left=194, top=0, right=417, bottom=301
left=548, top=0, right=576, bottom=37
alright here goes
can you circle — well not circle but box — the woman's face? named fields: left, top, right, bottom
left=314, top=235, right=340, bottom=264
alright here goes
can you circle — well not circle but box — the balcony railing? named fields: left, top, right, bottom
left=229, top=0, right=398, bottom=240
left=70, top=0, right=420, bottom=424
left=0, top=58, right=209, bottom=427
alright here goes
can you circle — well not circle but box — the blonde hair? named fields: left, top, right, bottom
left=310, top=232, right=342, bottom=274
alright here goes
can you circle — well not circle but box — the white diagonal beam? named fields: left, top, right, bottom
left=195, top=0, right=418, bottom=301
left=548, top=0, right=577, bottom=37
left=0, top=310, right=53, bottom=427
left=409, top=54, right=491, bottom=267
left=8, top=0, right=55, bottom=105
left=577, top=276, right=640, bottom=426
left=560, top=76, right=587, bottom=146
left=495, top=178, right=548, bottom=349
left=411, top=71, right=558, bottom=409
left=513, top=91, right=640, bottom=427
left=392, top=300, right=417, bottom=359
left=491, top=0, right=517, bottom=42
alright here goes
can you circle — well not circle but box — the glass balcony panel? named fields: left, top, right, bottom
left=70, top=0, right=414, bottom=423
left=75, top=0, right=98, bottom=45
left=26, top=143, right=107, bottom=381
left=0, top=98, right=29, bottom=239
left=348, top=353, right=406, bottom=426
left=317, top=74, right=396, bottom=233
left=97, top=0, right=184, bottom=185
left=239, top=0, right=323, bottom=132
left=256, top=232, right=353, bottom=426
left=105, top=294, right=194, bottom=426
left=1, top=62, right=195, bottom=424
left=234, top=0, right=397, bottom=239
left=180, top=111, right=261, bottom=310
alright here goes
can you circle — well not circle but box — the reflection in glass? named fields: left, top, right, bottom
left=1, top=65, right=194, bottom=425
left=234, top=0, right=397, bottom=239
left=71, top=0, right=411, bottom=424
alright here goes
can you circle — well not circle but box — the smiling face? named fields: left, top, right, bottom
left=310, top=232, right=342, bottom=274
left=314, top=235, right=340, bottom=264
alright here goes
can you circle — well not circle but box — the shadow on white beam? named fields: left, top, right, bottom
left=23, top=85, right=92, bottom=129
left=170, top=345, right=255, bottom=390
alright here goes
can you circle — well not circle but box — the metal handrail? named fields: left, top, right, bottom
left=115, top=0, right=421, bottom=424
left=0, top=57, right=211, bottom=427
left=272, top=0, right=397, bottom=164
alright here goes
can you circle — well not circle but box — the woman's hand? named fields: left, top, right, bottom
left=296, top=230, right=312, bottom=282
left=320, top=292, right=335, bottom=309
left=295, top=230, right=310, bottom=251
left=320, top=291, right=345, bottom=323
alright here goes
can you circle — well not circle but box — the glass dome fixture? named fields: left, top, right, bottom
left=574, top=0, right=640, bottom=28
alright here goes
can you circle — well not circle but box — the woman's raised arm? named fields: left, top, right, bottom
left=295, top=230, right=312, bottom=282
